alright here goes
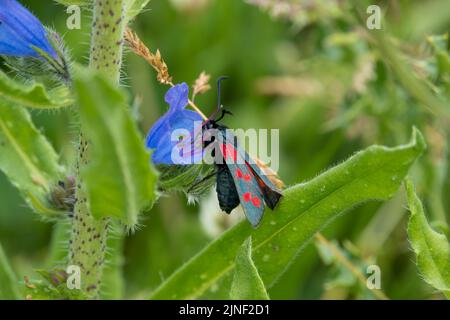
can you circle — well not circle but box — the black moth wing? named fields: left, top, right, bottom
left=216, top=164, right=240, bottom=214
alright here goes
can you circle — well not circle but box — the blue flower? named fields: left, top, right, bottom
left=0, top=0, right=56, bottom=58
left=146, top=83, right=203, bottom=164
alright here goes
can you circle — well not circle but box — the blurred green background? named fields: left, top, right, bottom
left=1, top=0, right=449, bottom=299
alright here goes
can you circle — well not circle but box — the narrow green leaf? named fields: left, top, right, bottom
left=0, top=72, right=73, bottom=109
left=55, top=0, right=151, bottom=22
left=126, top=0, right=150, bottom=22
left=0, top=102, right=65, bottom=217
left=54, top=0, right=89, bottom=5
left=428, top=34, right=450, bottom=77
left=100, top=226, right=125, bottom=300
left=0, top=243, right=21, bottom=300
left=150, top=128, right=425, bottom=299
left=46, top=221, right=71, bottom=267
left=405, top=179, right=450, bottom=296
left=74, top=69, right=158, bottom=228
left=230, top=238, right=269, bottom=300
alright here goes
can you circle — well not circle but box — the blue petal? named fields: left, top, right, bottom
left=145, top=114, right=170, bottom=149
left=165, top=83, right=189, bottom=112
left=0, top=0, right=56, bottom=57
left=149, top=110, right=203, bottom=164
left=151, top=137, right=177, bottom=164
left=170, top=109, right=204, bottom=131
left=146, top=84, right=204, bottom=165
left=146, top=83, right=192, bottom=149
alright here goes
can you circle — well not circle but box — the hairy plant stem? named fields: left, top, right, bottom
left=68, top=0, right=126, bottom=299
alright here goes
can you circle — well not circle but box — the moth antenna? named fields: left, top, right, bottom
left=207, top=76, right=230, bottom=123
left=217, top=76, right=229, bottom=111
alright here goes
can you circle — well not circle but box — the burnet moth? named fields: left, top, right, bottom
left=147, top=78, right=283, bottom=227
left=199, top=77, right=282, bottom=227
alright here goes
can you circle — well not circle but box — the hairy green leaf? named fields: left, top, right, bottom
left=157, top=164, right=216, bottom=199
left=0, top=102, right=65, bottom=216
left=0, top=72, right=73, bottom=109
left=230, top=238, right=269, bottom=300
left=100, top=227, right=125, bottom=300
left=0, top=244, right=21, bottom=300
left=24, top=268, right=87, bottom=300
left=150, top=128, right=425, bottom=299
left=74, top=69, right=158, bottom=228
left=405, top=179, right=450, bottom=296
left=46, top=222, right=71, bottom=267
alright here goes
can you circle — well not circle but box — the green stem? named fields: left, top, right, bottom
left=89, top=0, right=126, bottom=81
left=69, top=0, right=126, bottom=299
left=69, top=134, right=110, bottom=298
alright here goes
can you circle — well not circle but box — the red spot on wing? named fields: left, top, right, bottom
left=252, top=196, right=261, bottom=208
left=243, top=192, right=252, bottom=203
left=221, top=143, right=237, bottom=162
left=236, top=167, right=252, bottom=181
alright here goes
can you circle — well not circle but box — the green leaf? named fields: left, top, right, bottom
left=24, top=268, right=87, bottom=300
left=46, top=222, right=71, bottom=267
left=0, top=243, right=21, bottom=300
left=405, top=179, right=450, bottom=296
left=126, top=0, right=150, bottom=22
left=54, top=0, right=90, bottom=6
left=150, top=128, right=425, bottom=299
left=0, top=72, right=73, bottom=109
left=53, top=0, right=150, bottom=26
left=0, top=102, right=65, bottom=217
left=230, top=238, right=269, bottom=300
left=428, top=33, right=450, bottom=76
left=100, top=228, right=125, bottom=300
left=157, top=164, right=216, bottom=199
left=74, top=69, right=158, bottom=228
